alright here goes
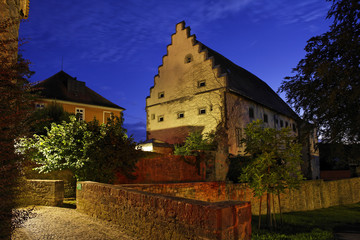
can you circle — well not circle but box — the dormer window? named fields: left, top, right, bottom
left=184, top=54, right=193, bottom=63
left=198, top=80, right=206, bottom=88
left=158, top=92, right=164, bottom=98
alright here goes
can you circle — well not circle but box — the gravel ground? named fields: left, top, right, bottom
left=11, top=206, right=134, bottom=240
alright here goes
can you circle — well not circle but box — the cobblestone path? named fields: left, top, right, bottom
left=11, top=206, right=134, bottom=240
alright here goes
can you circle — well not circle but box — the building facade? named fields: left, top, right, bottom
left=34, top=71, right=124, bottom=123
left=146, top=22, right=319, bottom=179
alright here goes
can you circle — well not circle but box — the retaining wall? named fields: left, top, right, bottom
left=77, top=181, right=251, bottom=240
left=17, top=179, right=64, bottom=206
left=123, top=177, right=360, bottom=215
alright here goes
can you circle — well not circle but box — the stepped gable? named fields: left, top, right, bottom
left=200, top=44, right=299, bottom=119
left=34, top=71, right=124, bottom=110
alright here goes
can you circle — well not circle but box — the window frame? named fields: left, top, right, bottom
left=249, top=107, right=254, bottom=119
left=158, top=92, right=165, bottom=99
left=75, top=107, right=85, bottom=121
left=158, top=115, right=164, bottom=122
left=198, top=108, right=206, bottom=115
left=177, top=112, right=185, bottom=119
left=198, top=80, right=206, bottom=88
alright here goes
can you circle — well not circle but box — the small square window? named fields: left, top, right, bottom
left=158, top=92, right=164, bottom=98
left=198, top=80, right=206, bottom=87
left=199, top=108, right=206, bottom=115
left=35, top=103, right=45, bottom=109
left=177, top=112, right=184, bottom=119
left=151, top=114, right=155, bottom=120
left=249, top=108, right=254, bottom=118
left=158, top=115, right=164, bottom=122
left=185, top=54, right=193, bottom=63
left=264, top=114, right=268, bottom=123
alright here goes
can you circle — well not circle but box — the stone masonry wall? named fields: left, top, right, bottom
left=115, top=155, right=206, bottom=184
left=17, top=180, right=64, bottom=207
left=124, top=177, right=360, bottom=215
left=77, top=181, right=251, bottom=240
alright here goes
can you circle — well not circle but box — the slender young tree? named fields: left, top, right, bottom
left=239, top=120, right=303, bottom=229
left=279, top=0, right=360, bottom=143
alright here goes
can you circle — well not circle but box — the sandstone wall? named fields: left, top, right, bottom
left=17, top=180, right=64, bottom=206
left=77, top=181, right=251, bottom=240
left=124, top=178, right=360, bottom=215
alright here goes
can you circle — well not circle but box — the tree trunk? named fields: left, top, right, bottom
left=266, top=192, right=272, bottom=228
left=277, top=190, right=283, bottom=225
left=272, top=193, right=277, bottom=228
left=258, top=195, right=262, bottom=230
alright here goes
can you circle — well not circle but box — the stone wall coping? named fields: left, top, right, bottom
left=78, top=181, right=249, bottom=208
left=27, top=179, right=64, bottom=183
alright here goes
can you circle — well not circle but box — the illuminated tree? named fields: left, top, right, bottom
left=239, top=120, right=303, bottom=229
left=16, top=116, right=141, bottom=183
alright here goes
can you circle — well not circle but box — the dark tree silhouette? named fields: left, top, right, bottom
left=279, top=0, right=360, bottom=143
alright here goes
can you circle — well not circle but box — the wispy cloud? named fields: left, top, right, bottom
left=21, top=0, right=330, bottom=64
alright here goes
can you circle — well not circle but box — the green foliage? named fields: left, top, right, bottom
left=0, top=18, right=35, bottom=237
left=279, top=0, right=360, bottom=143
left=15, top=115, right=141, bottom=183
left=28, top=102, right=72, bottom=135
left=174, top=131, right=216, bottom=156
left=239, top=120, right=304, bottom=197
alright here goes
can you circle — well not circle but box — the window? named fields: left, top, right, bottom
left=235, top=128, right=242, bottom=147
left=76, top=108, right=85, bottom=121
left=151, top=114, right=155, bottom=120
left=198, top=80, right=206, bottom=87
left=293, top=124, right=297, bottom=132
left=199, top=108, right=206, bottom=115
left=280, top=120, right=284, bottom=128
left=158, top=92, right=164, bottom=98
left=35, top=103, right=45, bottom=109
left=249, top=107, right=254, bottom=118
left=184, top=54, right=193, bottom=63
left=285, top=121, right=289, bottom=127
left=177, top=112, right=185, bottom=119
left=264, top=114, right=268, bottom=123
left=103, top=111, right=113, bottom=123
left=158, top=115, right=164, bottom=122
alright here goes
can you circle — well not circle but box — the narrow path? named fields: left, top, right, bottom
left=12, top=206, right=134, bottom=240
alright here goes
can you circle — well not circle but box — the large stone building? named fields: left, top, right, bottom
left=146, top=21, right=319, bottom=179
left=34, top=71, right=124, bottom=123
left=0, top=0, right=29, bottom=62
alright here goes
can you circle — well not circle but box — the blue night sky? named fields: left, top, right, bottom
left=20, top=0, right=332, bottom=142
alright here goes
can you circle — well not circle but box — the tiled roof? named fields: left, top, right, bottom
left=34, top=71, right=124, bottom=110
left=200, top=43, right=299, bottom=120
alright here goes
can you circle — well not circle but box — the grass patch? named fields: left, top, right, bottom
left=252, top=203, right=360, bottom=240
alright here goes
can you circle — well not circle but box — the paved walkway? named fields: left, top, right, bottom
left=12, top=206, right=360, bottom=240
left=11, top=206, right=134, bottom=240
left=334, top=224, right=360, bottom=240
